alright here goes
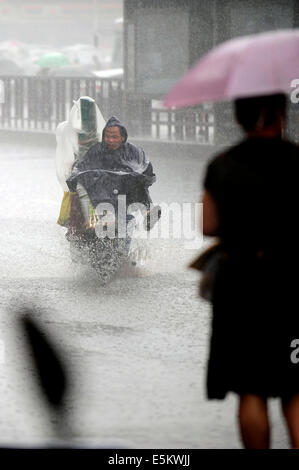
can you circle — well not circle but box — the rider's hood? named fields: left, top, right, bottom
left=102, top=116, right=128, bottom=143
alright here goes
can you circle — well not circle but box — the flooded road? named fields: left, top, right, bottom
left=0, top=137, right=289, bottom=448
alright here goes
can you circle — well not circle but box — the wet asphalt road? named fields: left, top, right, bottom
left=0, top=138, right=289, bottom=448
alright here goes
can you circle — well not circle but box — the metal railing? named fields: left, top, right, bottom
left=0, top=76, right=125, bottom=132
left=151, top=105, right=214, bottom=143
left=0, top=76, right=214, bottom=143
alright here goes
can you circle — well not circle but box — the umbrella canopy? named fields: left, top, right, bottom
left=163, top=29, right=299, bottom=108
left=35, top=52, right=70, bottom=68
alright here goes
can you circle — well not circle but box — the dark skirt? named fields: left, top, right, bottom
left=207, top=257, right=299, bottom=400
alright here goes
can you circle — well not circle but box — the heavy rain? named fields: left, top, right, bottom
left=0, top=0, right=298, bottom=452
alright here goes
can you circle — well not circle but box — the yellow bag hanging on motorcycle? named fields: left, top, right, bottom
left=57, top=191, right=73, bottom=226
left=57, top=191, right=98, bottom=228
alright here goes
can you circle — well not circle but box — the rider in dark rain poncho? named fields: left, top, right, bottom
left=66, top=116, right=161, bottom=231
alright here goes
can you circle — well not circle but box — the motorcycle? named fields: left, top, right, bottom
left=68, top=169, right=150, bottom=281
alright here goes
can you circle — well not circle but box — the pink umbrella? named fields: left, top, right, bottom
left=163, top=29, right=299, bottom=108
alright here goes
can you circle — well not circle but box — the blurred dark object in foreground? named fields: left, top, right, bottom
left=20, top=310, right=68, bottom=410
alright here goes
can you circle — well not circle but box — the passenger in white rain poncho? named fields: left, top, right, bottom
left=55, top=96, right=106, bottom=227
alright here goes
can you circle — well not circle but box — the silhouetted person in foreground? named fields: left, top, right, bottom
left=202, top=93, right=299, bottom=448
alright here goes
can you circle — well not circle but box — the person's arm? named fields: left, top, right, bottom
left=202, top=190, right=220, bottom=236
left=142, top=161, right=154, bottom=176
left=141, top=161, right=156, bottom=186
left=131, top=144, right=156, bottom=185
left=76, top=183, right=92, bottom=227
